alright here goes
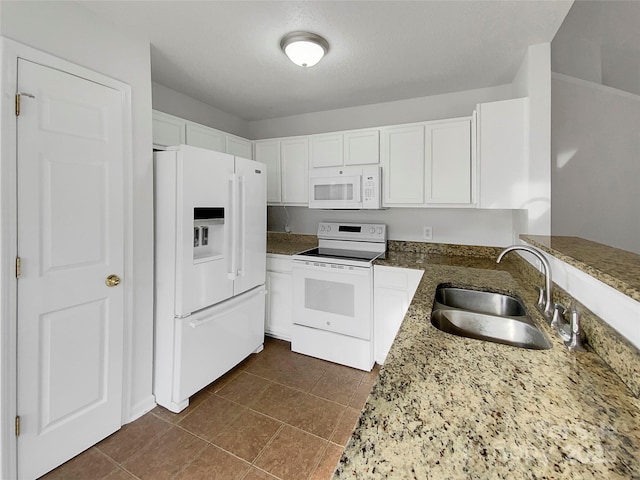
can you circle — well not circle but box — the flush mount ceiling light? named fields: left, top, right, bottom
left=280, top=31, right=329, bottom=68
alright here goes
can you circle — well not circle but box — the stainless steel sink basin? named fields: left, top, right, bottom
left=434, top=287, right=526, bottom=316
left=431, top=286, right=551, bottom=350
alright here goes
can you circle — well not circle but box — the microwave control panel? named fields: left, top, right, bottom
left=361, top=165, right=381, bottom=208
left=362, top=174, right=377, bottom=207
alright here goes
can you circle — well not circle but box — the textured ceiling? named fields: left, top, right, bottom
left=81, top=1, right=573, bottom=121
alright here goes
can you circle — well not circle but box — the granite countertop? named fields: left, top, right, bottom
left=522, top=235, right=640, bottom=303
left=266, top=235, right=640, bottom=478
left=333, top=250, right=640, bottom=479
left=266, top=232, right=317, bottom=256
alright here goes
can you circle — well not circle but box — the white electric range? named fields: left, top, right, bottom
left=291, top=222, right=387, bottom=371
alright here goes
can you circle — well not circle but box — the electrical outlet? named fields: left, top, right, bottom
left=423, top=226, right=433, bottom=241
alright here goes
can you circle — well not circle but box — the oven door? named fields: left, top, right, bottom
left=309, top=175, right=362, bottom=209
left=292, top=260, right=372, bottom=340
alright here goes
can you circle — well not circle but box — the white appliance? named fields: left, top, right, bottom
left=154, top=145, right=266, bottom=413
left=309, top=165, right=382, bottom=209
left=291, top=222, right=387, bottom=370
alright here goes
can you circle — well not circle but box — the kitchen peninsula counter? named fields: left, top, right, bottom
left=334, top=249, right=640, bottom=479
left=265, top=234, right=640, bottom=478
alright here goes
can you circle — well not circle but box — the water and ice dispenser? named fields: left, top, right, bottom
left=193, top=207, right=224, bottom=262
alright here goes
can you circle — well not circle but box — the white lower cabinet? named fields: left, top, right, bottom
left=265, top=254, right=293, bottom=340
left=374, top=265, right=423, bottom=364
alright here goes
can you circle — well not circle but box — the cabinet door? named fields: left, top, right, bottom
left=374, top=286, right=408, bottom=364
left=344, top=129, right=379, bottom=165
left=381, top=125, right=425, bottom=205
left=373, top=266, right=423, bottom=364
left=186, top=123, right=226, bottom=152
left=281, top=138, right=309, bottom=205
left=425, top=119, right=471, bottom=204
left=477, top=98, right=528, bottom=209
left=255, top=140, right=281, bottom=204
left=310, top=133, right=343, bottom=168
left=227, top=135, right=253, bottom=159
left=265, top=270, right=292, bottom=341
left=153, top=111, right=185, bottom=147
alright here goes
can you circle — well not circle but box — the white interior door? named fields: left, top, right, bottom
left=16, top=59, right=125, bottom=479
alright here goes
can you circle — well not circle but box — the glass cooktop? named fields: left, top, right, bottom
left=295, top=247, right=384, bottom=263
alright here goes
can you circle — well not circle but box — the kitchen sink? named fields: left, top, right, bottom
left=431, top=286, right=551, bottom=350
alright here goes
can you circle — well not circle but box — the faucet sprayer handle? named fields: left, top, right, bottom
left=552, top=303, right=567, bottom=332
left=566, top=308, right=587, bottom=351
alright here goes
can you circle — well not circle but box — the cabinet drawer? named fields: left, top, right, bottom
left=375, top=265, right=409, bottom=289
left=267, top=254, right=293, bottom=273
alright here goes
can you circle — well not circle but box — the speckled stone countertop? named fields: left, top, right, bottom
left=333, top=250, right=640, bottom=479
left=266, top=232, right=317, bottom=256
left=522, top=235, right=640, bottom=303
left=266, top=234, right=640, bottom=478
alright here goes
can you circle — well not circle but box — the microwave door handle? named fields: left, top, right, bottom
left=354, top=177, right=362, bottom=202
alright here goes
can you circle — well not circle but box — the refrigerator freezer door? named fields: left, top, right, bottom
left=233, top=157, right=267, bottom=296
left=172, top=285, right=266, bottom=409
left=175, top=146, right=235, bottom=315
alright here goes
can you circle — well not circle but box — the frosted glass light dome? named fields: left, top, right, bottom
left=280, top=32, right=329, bottom=68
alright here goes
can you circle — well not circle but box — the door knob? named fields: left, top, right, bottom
left=105, top=274, right=121, bottom=287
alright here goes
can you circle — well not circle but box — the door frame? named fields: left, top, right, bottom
left=0, top=37, right=135, bottom=479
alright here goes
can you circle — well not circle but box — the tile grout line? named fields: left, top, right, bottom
left=90, top=445, right=143, bottom=480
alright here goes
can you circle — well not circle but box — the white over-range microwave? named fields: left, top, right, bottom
left=308, top=165, right=382, bottom=209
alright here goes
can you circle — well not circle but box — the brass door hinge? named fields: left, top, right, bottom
left=15, top=416, right=20, bottom=437
left=16, top=257, right=21, bottom=278
left=15, top=93, right=35, bottom=116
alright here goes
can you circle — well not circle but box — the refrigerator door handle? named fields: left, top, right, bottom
left=227, top=175, right=237, bottom=280
left=237, top=175, right=246, bottom=277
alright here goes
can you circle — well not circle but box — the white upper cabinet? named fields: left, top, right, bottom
left=381, top=119, right=473, bottom=207
left=281, top=138, right=309, bottom=205
left=476, top=98, right=528, bottom=209
left=344, top=129, right=379, bottom=166
left=254, top=140, right=282, bottom=204
left=310, top=133, right=343, bottom=168
left=153, top=111, right=186, bottom=147
left=310, top=129, right=379, bottom=168
left=255, top=137, right=308, bottom=206
left=152, top=110, right=253, bottom=159
left=186, top=123, right=225, bottom=152
left=226, top=135, right=253, bottom=159
left=425, top=118, right=472, bottom=205
left=381, top=124, right=425, bottom=205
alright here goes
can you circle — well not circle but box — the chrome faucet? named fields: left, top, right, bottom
left=496, top=245, right=555, bottom=321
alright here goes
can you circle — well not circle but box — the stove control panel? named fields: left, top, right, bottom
left=317, top=222, right=386, bottom=242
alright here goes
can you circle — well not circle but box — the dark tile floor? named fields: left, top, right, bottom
left=41, top=337, right=380, bottom=480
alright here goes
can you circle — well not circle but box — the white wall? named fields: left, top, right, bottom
left=268, top=206, right=517, bottom=247
left=550, top=0, right=640, bottom=254
left=551, top=0, right=640, bottom=97
left=248, top=84, right=513, bottom=139
left=551, top=74, right=640, bottom=254
left=152, top=82, right=251, bottom=138
left=0, top=0, right=154, bottom=433
left=513, top=43, right=552, bottom=237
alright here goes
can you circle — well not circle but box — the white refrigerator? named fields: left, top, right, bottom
left=153, top=145, right=266, bottom=413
